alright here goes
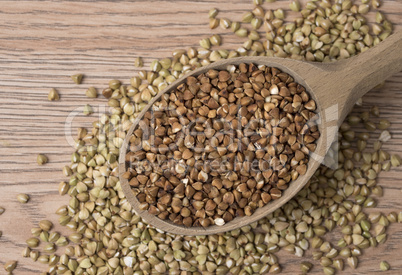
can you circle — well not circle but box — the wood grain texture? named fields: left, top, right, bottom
left=0, top=0, right=401, bottom=273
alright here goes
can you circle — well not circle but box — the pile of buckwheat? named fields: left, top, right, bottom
left=125, top=64, right=319, bottom=227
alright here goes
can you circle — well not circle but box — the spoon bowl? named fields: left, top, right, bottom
left=119, top=32, right=402, bottom=235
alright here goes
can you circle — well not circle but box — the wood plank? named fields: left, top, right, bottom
left=0, top=0, right=401, bottom=274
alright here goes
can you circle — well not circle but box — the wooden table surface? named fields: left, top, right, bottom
left=0, top=0, right=401, bottom=274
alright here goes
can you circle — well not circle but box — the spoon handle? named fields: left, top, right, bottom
left=309, top=32, right=402, bottom=122
left=335, top=31, right=402, bottom=118
left=344, top=32, right=402, bottom=94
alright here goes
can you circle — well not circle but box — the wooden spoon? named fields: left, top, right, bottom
left=119, top=32, right=402, bottom=235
